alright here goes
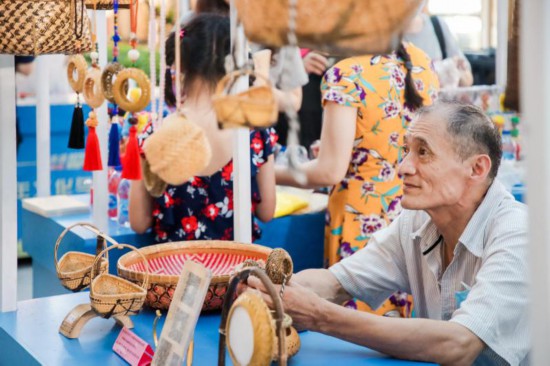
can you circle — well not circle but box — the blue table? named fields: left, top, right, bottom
left=0, top=292, right=433, bottom=365
left=22, top=201, right=325, bottom=298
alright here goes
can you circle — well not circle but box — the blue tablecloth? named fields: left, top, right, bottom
left=0, top=292, right=434, bottom=365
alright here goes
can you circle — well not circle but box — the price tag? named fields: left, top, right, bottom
left=113, top=327, right=155, bottom=366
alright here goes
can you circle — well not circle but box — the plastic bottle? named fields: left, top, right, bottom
left=501, top=130, right=516, bottom=161
left=117, top=178, right=131, bottom=227
left=108, top=167, right=122, bottom=219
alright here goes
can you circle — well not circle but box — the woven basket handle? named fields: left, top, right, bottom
left=214, top=69, right=274, bottom=100
left=218, top=267, right=287, bottom=366
left=53, top=222, right=114, bottom=274
left=89, top=243, right=150, bottom=297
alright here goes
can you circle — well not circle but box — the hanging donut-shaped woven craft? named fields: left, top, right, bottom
left=67, top=55, right=88, bottom=93
left=83, top=67, right=105, bottom=109
left=101, top=62, right=128, bottom=104
left=113, top=68, right=151, bottom=113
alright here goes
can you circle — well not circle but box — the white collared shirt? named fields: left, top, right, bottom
left=330, top=180, right=530, bottom=365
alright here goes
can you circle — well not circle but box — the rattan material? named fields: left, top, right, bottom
left=234, top=0, right=423, bottom=56
left=113, top=68, right=151, bottom=113
left=117, top=241, right=272, bottom=310
left=67, top=55, right=88, bottom=93
left=83, top=67, right=105, bottom=109
left=213, top=70, right=278, bottom=129
left=90, top=243, right=149, bottom=318
left=85, top=0, right=130, bottom=10
left=140, top=156, right=167, bottom=198
left=101, top=62, right=127, bottom=104
left=0, top=0, right=93, bottom=56
left=265, top=248, right=293, bottom=285
left=142, top=113, right=212, bottom=186
left=54, top=222, right=109, bottom=292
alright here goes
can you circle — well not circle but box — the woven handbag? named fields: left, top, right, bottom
left=235, top=0, right=423, bottom=56
left=0, top=0, right=92, bottom=56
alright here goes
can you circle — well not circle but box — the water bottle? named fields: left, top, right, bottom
left=108, top=167, right=122, bottom=219
left=501, top=130, right=516, bottom=161
left=117, top=178, right=130, bottom=227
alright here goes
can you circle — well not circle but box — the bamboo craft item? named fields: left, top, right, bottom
left=117, top=241, right=272, bottom=310
left=234, top=0, right=423, bottom=56
left=54, top=222, right=109, bottom=292
left=85, top=0, right=129, bottom=9
left=212, top=69, right=278, bottom=129
left=90, top=243, right=149, bottom=318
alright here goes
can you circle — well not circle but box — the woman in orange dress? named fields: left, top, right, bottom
left=276, top=42, right=439, bottom=316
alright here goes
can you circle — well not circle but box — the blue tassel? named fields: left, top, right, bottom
left=108, top=121, right=121, bottom=167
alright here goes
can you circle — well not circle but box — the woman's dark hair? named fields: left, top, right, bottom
left=195, top=0, right=229, bottom=15
left=165, top=13, right=230, bottom=106
left=395, top=43, right=424, bottom=110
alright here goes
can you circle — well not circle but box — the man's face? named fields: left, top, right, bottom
left=398, top=112, right=471, bottom=211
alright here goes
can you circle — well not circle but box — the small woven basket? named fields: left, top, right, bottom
left=117, top=241, right=272, bottom=311
left=90, top=243, right=149, bottom=318
left=212, top=69, right=278, bottom=129
left=54, top=222, right=109, bottom=292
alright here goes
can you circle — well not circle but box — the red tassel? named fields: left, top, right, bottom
left=122, top=124, right=142, bottom=180
left=83, top=111, right=103, bottom=171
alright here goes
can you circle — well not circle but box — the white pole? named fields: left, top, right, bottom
left=0, top=55, right=18, bottom=312
left=496, top=0, right=509, bottom=87
left=230, top=0, right=252, bottom=243
left=522, top=1, right=550, bottom=365
left=92, top=10, right=109, bottom=232
left=36, top=56, right=51, bottom=197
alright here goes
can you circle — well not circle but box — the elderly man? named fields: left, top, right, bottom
left=249, top=100, right=529, bottom=365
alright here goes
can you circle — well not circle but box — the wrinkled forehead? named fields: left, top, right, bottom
left=404, top=110, right=448, bottom=144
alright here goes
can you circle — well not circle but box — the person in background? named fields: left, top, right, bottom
left=276, top=41, right=439, bottom=317
left=404, top=7, right=473, bottom=88
left=129, top=14, right=276, bottom=242
left=248, top=101, right=529, bottom=365
left=14, top=56, right=35, bottom=152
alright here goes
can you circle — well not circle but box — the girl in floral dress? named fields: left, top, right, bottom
left=129, top=14, right=276, bottom=243
left=276, top=42, right=439, bottom=316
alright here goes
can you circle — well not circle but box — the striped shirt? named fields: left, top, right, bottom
left=330, top=180, right=530, bottom=365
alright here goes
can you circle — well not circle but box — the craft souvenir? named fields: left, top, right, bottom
left=67, top=54, right=88, bottom=149
left=85, top=0, right=130, bottom=10
left=234, top=0, right=423, bottom=56
left=213, top=69, right=278, bottom=129
left=0, top=0, right=93, bottom=55
left=140, top=156, right=167, bottom=198
left=54, top=222, right=109, bottom=292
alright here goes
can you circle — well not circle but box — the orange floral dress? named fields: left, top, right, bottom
left=322, top=43, right=439, bottom=316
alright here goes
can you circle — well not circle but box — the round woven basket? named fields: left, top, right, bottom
left=54, top=222, right=109, bottom=292
left=117, top=241, right=272, bottom=311
left=212, top=69, right=278, bottom=129
left=90, top=243, right=149, bottom=318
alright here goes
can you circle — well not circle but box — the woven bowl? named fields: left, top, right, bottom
left=117, top=241, right=272, bottom=311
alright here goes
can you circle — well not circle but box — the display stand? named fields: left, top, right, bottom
left=59, top=303, right=133, bottom=339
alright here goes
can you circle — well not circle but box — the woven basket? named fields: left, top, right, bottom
left=0, top=0, right=93, bottom=56
left=85, top=0, right=130, bottom=10
left=234, top=0, right=423, bottom=56
left=141, top=156, right=167, bottom=198
left=213, top=70, right=278, bottom=129
left=90, top=243, right=149, bottom=318
left=54, top=222, right=109, bottom=292
left=117, top=241, right=272, bottom=311
left=142, top=113, right=212, bottom=186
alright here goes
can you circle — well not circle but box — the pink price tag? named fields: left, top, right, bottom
left=113, top=327, right=155, bottom=366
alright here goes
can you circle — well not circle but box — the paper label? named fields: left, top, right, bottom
left=113, top=327, right=155, bottom=366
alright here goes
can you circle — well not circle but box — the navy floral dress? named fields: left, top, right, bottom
left=140, top=124, right=277, bottom=243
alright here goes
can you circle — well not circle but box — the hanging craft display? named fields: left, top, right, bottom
left=0, top=0, right=93, bottom=55
left=234, top=0, right=423, bottom=56
left=82, top=3, right=105, bottom=171
left=113, top=0, right=150, bottom=180
left=85, top=0, right=130, bottom=10
left=67, top=54, right=88, bottom=149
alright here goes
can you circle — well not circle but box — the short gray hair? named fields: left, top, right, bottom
left=417, top=100, right=502, bottom=179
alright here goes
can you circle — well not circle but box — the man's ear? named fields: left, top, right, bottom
left=470, top=154, right=492, bottom=181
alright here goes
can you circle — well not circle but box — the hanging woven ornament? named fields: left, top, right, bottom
left=67, top=55, right=88, bottom=149
left=102, top=0, right=125, bottom=167
left=82, top=3, right=105, bottom=171
left=113, top=0, right=151, bottom=180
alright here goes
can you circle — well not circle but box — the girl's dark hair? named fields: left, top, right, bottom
left=195, top=0, right=229, bottom=14
left=165, top=13, right=230, bottom=106
left=395, top=43, right=424, bottom=110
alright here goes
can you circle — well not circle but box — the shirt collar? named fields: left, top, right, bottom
left=410, top=180, right=511, bottom=257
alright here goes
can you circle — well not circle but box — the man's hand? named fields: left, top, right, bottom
left=246, top=275, right=325, bottom=331
left=303, top=52, right=329, bottom=76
